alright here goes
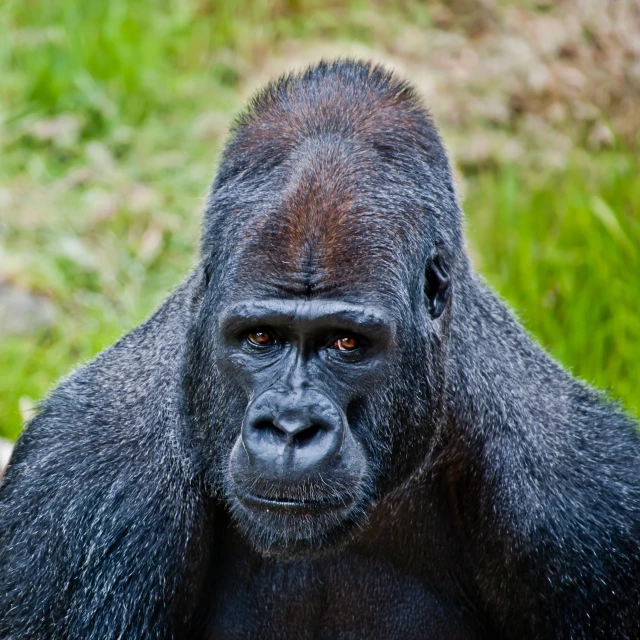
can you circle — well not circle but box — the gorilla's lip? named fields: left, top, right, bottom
left=236, top=489, right=353, bottom=514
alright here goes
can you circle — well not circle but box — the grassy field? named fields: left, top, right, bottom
left=1, top=1, right=638, bottom=440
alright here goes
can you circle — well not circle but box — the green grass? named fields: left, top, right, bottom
left=465, top=152, right=639, bottom=416
left=0, top=1, right=638, bottom=440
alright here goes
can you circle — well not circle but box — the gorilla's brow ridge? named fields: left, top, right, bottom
left=219, top=299, right=395, bottom=337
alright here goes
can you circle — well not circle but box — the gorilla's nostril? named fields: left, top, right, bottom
left=292, top=423, right=324, bottom=447
left=254, top=420, right=286, bottom=441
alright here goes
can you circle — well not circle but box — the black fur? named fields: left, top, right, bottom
left=1, top=60, right=639, bottom=639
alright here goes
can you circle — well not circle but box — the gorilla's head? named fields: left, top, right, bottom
left=182, top=61, right=464, bottom=558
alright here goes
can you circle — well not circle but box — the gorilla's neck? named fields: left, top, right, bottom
left=446, top=272, right=574, bottom=450
left=438, top=268, right=628, bottom=539
left=443, top=272, right=575, bottom=477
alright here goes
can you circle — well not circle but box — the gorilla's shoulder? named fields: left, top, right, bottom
left=0, top=274, right=208, bottom=640
left=12, top=273, right=202, bottom=464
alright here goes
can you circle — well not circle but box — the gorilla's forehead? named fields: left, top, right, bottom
left=223, top=136, right=428, bottom=299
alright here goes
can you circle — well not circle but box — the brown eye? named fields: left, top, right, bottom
left=331, top=336, right=359, bottom=351
left=247, top=331, right=276, bottom=346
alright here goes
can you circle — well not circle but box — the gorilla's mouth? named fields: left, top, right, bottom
left=235, top=488, right=355, bottom=515
left=228, top=487, right=368, bottom=558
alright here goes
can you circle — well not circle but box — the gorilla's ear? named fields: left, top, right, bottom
left=424, top=255, right=451, bottom=319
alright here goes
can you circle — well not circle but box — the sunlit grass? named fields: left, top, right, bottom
left=465, top=151, right=639, bottom=417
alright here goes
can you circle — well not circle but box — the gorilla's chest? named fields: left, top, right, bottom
left=206, top=551, right=480, bottom=640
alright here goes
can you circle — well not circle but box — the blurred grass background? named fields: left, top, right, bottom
left=0, top=0, right=638, bottom=441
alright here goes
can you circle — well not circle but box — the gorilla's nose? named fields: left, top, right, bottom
left=242, top=391, right=345, bottom=476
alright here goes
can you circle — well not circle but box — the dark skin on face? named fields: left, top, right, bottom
left=219, top=298, right=397, bottom=538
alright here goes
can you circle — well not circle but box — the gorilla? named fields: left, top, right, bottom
left=1, top=60, right=639, bottom=640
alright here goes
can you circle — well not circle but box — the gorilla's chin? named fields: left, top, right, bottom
left=225, top=478, right=371, bottom=558
left=231, top=499, right=368, bottom=558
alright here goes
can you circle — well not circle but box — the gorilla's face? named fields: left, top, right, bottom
left=217, top=296, right=398, bottom=555
left=180, top=58, right=460, bottom=558
left=184, top=273, right=445, bottom=558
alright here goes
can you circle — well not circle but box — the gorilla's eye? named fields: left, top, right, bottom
left=247, top=330, right=277, bottom=347
left=331, top=336, right=359, bottom=351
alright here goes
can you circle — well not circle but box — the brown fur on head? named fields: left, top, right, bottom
left=203, top=60, right=462, bottom=303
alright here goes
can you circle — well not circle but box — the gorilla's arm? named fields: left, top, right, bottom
left=0, top=275, right=211, bottom=640
left=446, top=274, right=640, bottom=638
